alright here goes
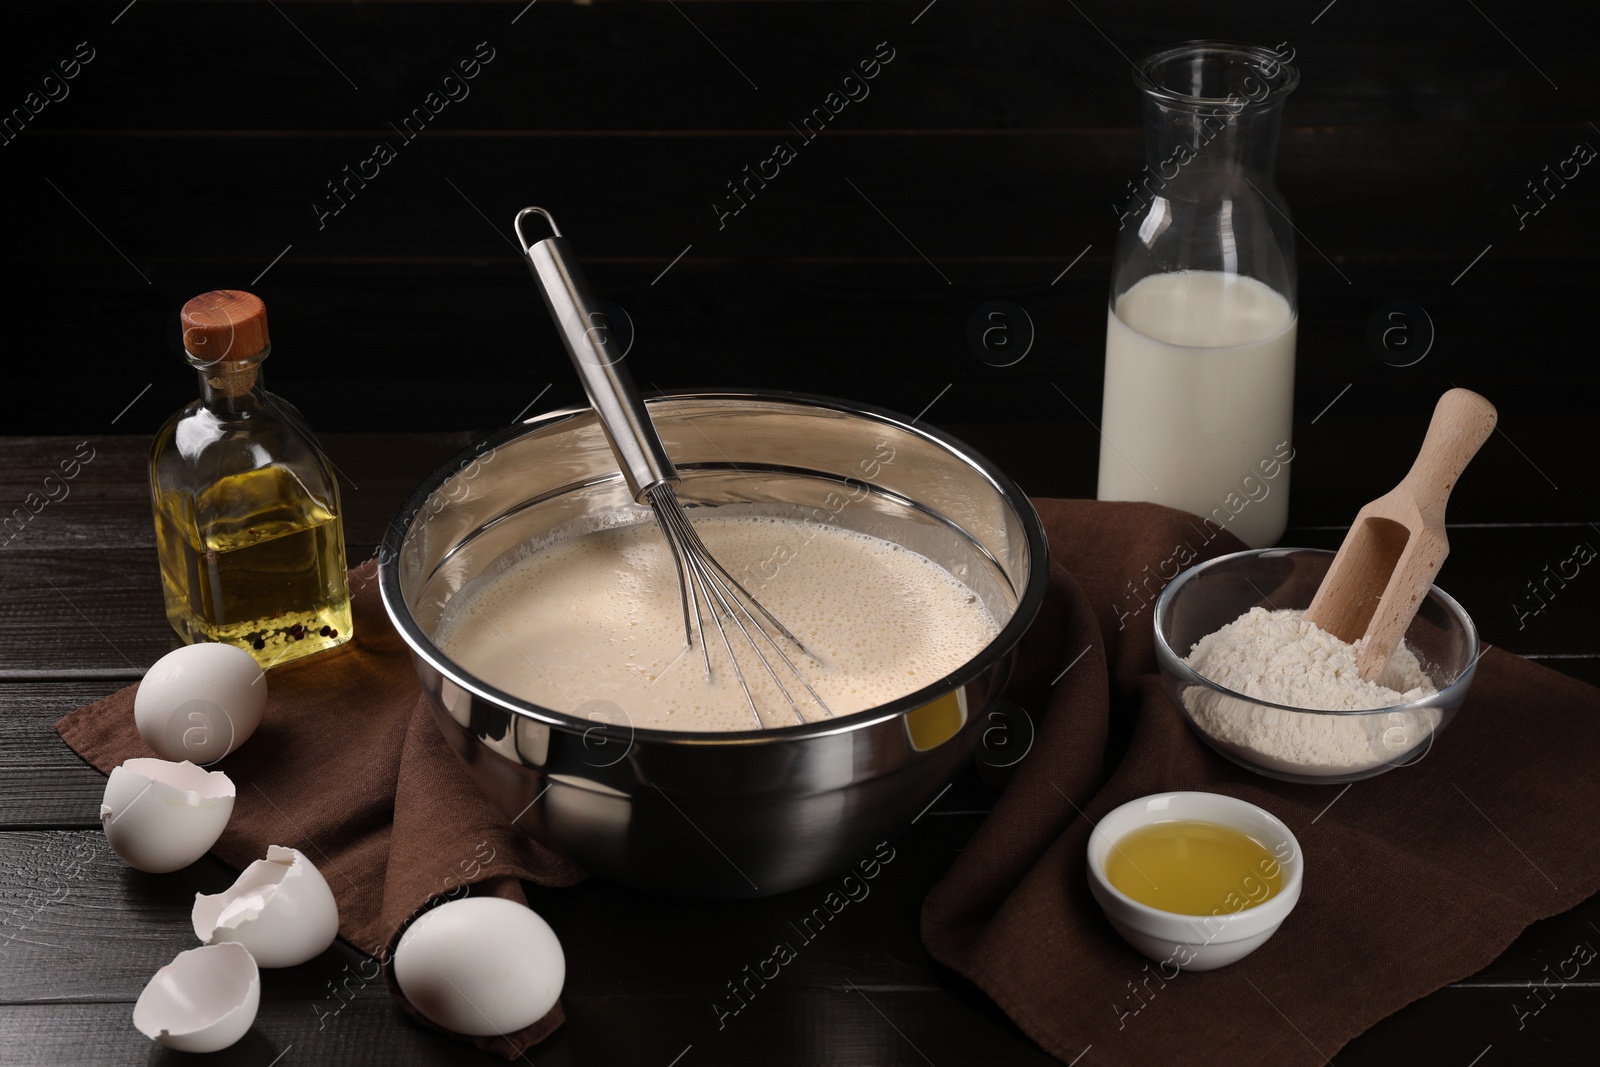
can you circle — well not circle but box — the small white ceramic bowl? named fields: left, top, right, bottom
left=1086, top=791, right=1303, bottom=971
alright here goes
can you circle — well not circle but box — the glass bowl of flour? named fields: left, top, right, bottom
left=1153, top=548, right=1480, bottom=784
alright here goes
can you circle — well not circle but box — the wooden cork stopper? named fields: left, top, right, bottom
left=181, top=290, right=270, bottom=364
left=181, top=290, right=268, bottom=397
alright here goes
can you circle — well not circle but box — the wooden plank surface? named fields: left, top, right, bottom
left=2, top=431, right=1597, bottom=1066
left=3, top=984, right=1598, bottom=1067
left=5, top=827, right=1599, bottom=1065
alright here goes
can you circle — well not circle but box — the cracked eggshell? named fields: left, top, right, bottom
left=133, top=942, right=259, bottom=1053
left=100, top=758, right=235, bottom=873
left=134, top=643, right=266, bottom=763
left=192, top=845, right=339, bottom=967
left=394, top=897, right=565, bottom=1037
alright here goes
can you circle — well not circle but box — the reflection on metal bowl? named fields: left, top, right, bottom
left=379, top=392, right=1049, bottom=897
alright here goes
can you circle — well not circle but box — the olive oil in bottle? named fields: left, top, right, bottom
left=150, top=290, right=352, bottom=668
left=1104, top=820, right=1283, bottom=915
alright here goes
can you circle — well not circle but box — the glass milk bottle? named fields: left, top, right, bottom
left=150, top=290, right=352, bottom=668
left=1097, top=40, right=1300, bottom=549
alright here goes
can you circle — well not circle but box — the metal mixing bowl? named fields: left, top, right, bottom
left=379, top=392, right=1049, bottom=897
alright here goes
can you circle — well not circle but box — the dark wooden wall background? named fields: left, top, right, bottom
left=2, top=0, right=1596, bottom=441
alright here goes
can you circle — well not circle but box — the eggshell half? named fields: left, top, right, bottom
left=192, top=845, right=340, bottom=967
left=100, top=758, right=235, bottom=873
left=134, top=643, right=266, bottom=763
left=394, top=897, right=564, bottom=1037
left=133, top=942, right=259, bottom=1053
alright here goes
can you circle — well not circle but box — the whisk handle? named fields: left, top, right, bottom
left=517, top=207, right=677, bottom=500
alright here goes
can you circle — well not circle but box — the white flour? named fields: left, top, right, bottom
left=1182, top=607, right=1441, bottom=776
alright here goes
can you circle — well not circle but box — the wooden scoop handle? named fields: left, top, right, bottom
left=1306, top=387, right=1497, bottom=682
left=1396, top=388, right=1498, bottom=525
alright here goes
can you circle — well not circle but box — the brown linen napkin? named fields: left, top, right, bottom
left=56, top=559, right=585, bottom=1060
left=923, top=499, right=1600, bottom=1066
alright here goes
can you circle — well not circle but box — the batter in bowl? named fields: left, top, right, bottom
left=434, top=514, right=1000, bottom=731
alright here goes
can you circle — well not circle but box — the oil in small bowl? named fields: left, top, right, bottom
left=1103, top=819, right=1282, bottom=915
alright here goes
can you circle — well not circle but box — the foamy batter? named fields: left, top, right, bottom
left=435, top=515, right=1001, bottom=731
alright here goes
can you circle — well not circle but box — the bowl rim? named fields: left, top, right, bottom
left=1151, top=546, right=1482, bottom=716
left=377, top=389, right=1052, bottom=747
left=1085, top=790, right=1304, bottom=937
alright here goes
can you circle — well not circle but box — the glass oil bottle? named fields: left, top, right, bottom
left=150, top=290, right=352, bottom=668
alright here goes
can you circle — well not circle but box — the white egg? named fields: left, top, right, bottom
left=394, top=897, right=564, bottom=1036
left=100, top=758, right=235, bottom=873
left=133, top=942, right=260, bottom=1053
left=192, top=845, right=340, bottom=967
left=134, top=643, right=266, bottom=764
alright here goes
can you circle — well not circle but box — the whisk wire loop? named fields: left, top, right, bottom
left=524, top=206, right=835, bottom=730
left=648, top=485, right=834, bottom=727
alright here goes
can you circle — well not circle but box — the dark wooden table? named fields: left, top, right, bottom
left=2, top=420, right=1595, bottom=1066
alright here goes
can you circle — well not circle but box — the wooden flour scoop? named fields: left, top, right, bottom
left=1306, top=388, right=1498, bottom=681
